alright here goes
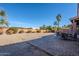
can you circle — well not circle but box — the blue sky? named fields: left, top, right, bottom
left=0, top=3, right=77, bottom=28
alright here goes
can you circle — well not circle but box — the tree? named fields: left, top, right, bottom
left=62, top=25, right=71, bottom=29
left=56, top=14, right=62, bottom=31
left=0, top=10, right=5, bottom=16
left=0, top=10, right=9, bottom=27
left=46, top=26, right=52, bottom=31
left=69, top=18, right=73, bottom=23
left=53, top=21, right=58, bottom=31
left=0, top=19, right=9, bottom=27
left=54, top=21, right=58, bottom=26
left=40, top=25, right=46, bottom=30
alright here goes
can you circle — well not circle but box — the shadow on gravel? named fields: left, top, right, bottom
left=0, top=34, right=79, bottom=56
left=0, top=34, right=54, bottom=56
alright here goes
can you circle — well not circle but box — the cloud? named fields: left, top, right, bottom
left=9, top=20, right=31, bottom=28
left=9, top=20, right=40, bottom=29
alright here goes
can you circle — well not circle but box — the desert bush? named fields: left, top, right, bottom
left=51, top=30, right=55, bottom=33
left=6, top=27, right=18, bottom=35
left=0, top=28, right=3, bottom=35
left=43, top=30, right=47, bottom=33
left=26, top=30, right=32, bottom=33
left=0, top=31, right=3, bottom=34
left=18, top=30, right=24, bottom=33
left=36, top=30, right=41, bottom=33
left=31, top=31, right=36, bottom=33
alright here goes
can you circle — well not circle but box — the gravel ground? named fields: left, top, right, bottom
left=0, top=33, right=53, bottom=46
left=0, top=42, right=49, bottom=56
left=0, top=33, right=79, bottom=56
left=0, top=33, right=53, bottom=56
left=29, top=35, right=79, bottom=56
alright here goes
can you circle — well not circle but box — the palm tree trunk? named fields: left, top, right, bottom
left=57, top=21, right=59, bottom=31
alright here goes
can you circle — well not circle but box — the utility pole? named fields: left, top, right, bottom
left=77, top=3, right=79, bottom=16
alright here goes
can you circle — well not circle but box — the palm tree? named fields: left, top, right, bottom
left=0, top=10, right=5, bottom=16
left=69, top=18, right=73, bottom=23
left=53, top=21, right=58, bottom=31
left=56, top=14, right=62, bottom=31
left=54, top=21, right=58, bottom=26
left=0, top=10, right=9, bottom=27
left=0, top=19, right=9, bottom=27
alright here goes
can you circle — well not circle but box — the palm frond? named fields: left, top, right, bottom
left=0, top=10, right=5, bottom=16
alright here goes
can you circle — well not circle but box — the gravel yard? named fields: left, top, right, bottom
left=0, top=33, right=53, bottom=56
left=0, top=33, right=79, bottom=56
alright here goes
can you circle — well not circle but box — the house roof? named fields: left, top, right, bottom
left=72, top=16, right=79, bottom=20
